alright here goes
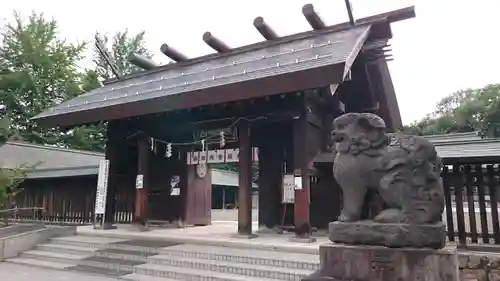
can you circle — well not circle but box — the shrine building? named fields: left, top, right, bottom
left=33, top=4, right=415, bottom=239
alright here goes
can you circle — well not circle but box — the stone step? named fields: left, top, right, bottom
left=133, top=263, right=284, bottom=281
left=147, top=254, right=311, bottom=280
left=20, top=247, right=312, bottom=280
left=21, top=249, right=90, bottom=261
left=121, top=273, right=179, bottom=281
left=7, top=257, right=71, bottom=270
left=15, top=250, right=286, bottom=281
left=36, top=243, right=97, bottom=255
left=49, top=235, right=319, bottom=271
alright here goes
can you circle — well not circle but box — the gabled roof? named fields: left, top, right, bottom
left=420, top=131, right=483, bottom=143
left=34, top=26, right=370, bottom=127
left=33, top=6, right=415, bottom=128
left=432, top=139, right=500, bottom=162
left=314, top=132, right=500, bottom=164
left=0, top=141, right=103, bottom=171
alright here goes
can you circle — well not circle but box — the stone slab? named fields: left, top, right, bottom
left=67, top=264, right=132, bottom=277
left=230, top=233, right=258, bottom=239
left=329, top=221, right=446, bottom=249
left=302, top=243, right=459, bottom=281
left=289, top=236, right=317, bottom=243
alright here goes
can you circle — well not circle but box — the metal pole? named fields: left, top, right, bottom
left=345, top=0, right=355, bottom=26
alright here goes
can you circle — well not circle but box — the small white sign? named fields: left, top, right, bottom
left=170, top=175, right=180, bottom=196
left=95, top=160, right=110, bottom=215
left=136, top=174, right=144, bottom=189
left=170, top=188, right=180, bottom=196
left=207, top=150, right=217, bottom=163
left=282, top=175, right=295, bottom=203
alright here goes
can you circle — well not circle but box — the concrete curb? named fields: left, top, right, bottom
left=0, top=225, right=76, bottom=261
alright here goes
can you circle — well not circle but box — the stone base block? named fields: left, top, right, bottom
left=302, top=243, right=459, bottom=281
left=256, top=226, right=281, bottom=234
left=289, top=236, right=317, bottom=243
left=129, top=223, right=149, bottom=232
left=230, top=233, right=258, bottom=239
left=329, top=221, right=446, bottom=249
left=94, top=223, right=117, bottom=230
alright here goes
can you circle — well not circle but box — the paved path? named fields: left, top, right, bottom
left=0, top=263, right=118, bottom=281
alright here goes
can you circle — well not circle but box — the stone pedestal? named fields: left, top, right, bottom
left=302, top=243, right=459, bottom=281
left=329, top=221, right=446, bottom=249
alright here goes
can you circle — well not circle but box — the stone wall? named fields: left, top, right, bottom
left=459, top=253, right=500, bottom=281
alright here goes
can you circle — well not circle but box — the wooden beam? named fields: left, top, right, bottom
left=253, top=17, right=278, bottom=40
left=160, top=43, right=189, bottom=62
left=127, top=53, right=158, bottom=70
left=203, top=32, right=231, bottom=53
left=302, top=4, right=326, bottom=30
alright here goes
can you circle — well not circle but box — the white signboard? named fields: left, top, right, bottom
left=136, top=174, right=144, bottom=189
left=186, top=147, right=259, bottom=165
left=95, top=160, right=110, bottom=215
left=282, top=175, right=295, bottom=203
left=294, top=176, right=303, bottom=190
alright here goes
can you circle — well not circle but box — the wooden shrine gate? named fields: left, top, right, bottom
left=31, top=4, right=416, bottom=241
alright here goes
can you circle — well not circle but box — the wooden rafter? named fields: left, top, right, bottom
left=302, top=4, right=326, bottom=30
left=127, top=53, right=158, bottom=70
left=203, top=32, right=231, bottom=53
left=160, top=44, right=189, bottom=62
left=253, top=17, right=278, bottom=40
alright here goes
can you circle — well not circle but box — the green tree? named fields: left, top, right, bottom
left=0, top=11, right=86, bottom=147
left=61, top=30, right=155, bottom=152
left=0, top=12, right=154, bottom=152
left=403, top=84, right=500, bottom=137
left=92, top=30, right=153, bottom=81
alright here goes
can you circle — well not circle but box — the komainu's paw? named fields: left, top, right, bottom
left=338, top=212, right=359, bottom=222
left=373, top=208, right=406, bottom=223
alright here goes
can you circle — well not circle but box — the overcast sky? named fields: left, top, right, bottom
left=1, top=0, right=499, bottom=125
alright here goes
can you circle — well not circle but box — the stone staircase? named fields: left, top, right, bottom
left=6, top=234, right=319, bottom=281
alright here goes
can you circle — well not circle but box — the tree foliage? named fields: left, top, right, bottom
left=92, top=30, right=153, bottom=81
left=0, top=11, right=86, bottom=147
left=0, top=12, right=153, bottom=152
left=403, top=84, right=500, bottom=137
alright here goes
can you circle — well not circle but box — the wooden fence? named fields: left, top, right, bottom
left=442, top=163, right=500, bottom=246
left=7, top=164, right=500, bottom=247
left=8, top=175, right=135, bottom=225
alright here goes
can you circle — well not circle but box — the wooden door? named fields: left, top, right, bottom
left=148, top=156, right=184, bottom=223
left=186, top=165, right=212, bottom=225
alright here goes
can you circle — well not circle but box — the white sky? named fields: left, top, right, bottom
left=1, top=0, right=499, bottom=125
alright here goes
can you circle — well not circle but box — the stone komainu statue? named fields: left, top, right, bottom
left=332, top=112, right=444, bottom=225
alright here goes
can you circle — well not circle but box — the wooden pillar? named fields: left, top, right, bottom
left=178, top=150, right=188, bottom=228
left=292, top=117, right=314, bottom=241
left=133, top=136, right=149, bottom=227
left=103, top=121, right=119, bottom=229
left=236, top=120, right=254, bottom=237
